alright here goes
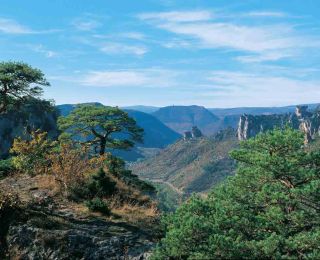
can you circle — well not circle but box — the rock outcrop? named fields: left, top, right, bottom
left=0, top=175, right=156, bottom=259
left=237, top=105, right=320, bottom=143
left=0, top=99, right=59, bottom=158
left=183, top=126, right=203, bottom=140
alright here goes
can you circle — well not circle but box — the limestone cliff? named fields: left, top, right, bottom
left=0, top=99, right=59, bottom=158
left=237, top=105, right=320, bottom=143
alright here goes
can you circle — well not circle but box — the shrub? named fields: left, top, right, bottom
left=105, top=155, right=155, bottom=193
left=85, top=198, right=111, bottom=215
left=0, top=159, right=15, bottom=178
left=67, top=168, right=117, bottom=201
left=48, top=143, right=105, bottom=192
left=87, top=168, right=117, bottom=198
left=67, top=182, right=91, bottom=202
left=10, top=130, right=56, bottom=175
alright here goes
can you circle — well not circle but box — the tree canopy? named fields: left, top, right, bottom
left=154, top=128, right=320, bottom=259
left=58, top=105, right=144, bottom=155
left=0, top=61, right=49, bottom=113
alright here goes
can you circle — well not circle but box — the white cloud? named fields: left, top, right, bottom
left=138, top=10, right=320, bottom=63
left=72, top=18, right=101, bottom=31
left=82, top=71, right=148, bottom=87
left=236, top=50, right=294, bottom=63
left=80, top=69, right=179, bottom=87
left=204, top=71, right=320, bottom=106
left=100, top=42, right=148, bottom=56
left=29, top=44, right=58, bottom=58
left=0, top=18, right=34, bottom=34
left=246, top=11, right=287, bottom=18
left=138, top=10, right=213, bottom=22
left=120, top=32, right=146, bottom=40
left=0, top=18, right=60, bottom=34
left=159, top=22, right=297, bottom=52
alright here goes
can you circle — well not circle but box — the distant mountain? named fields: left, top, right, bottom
left=125, top=110, right=181, bottom=148
left=122, top=105, right=159, bottom=114
left=152, top=105, right=220, bottom=135
left=58, top=102, right=104, bottom=116
left=131, top=128, right=238, bottom=196
left=113, top=110, right=181, bottom=161
left=209, top=103, right=320, bottom=117
left=56, top=104, right=181, bottom=161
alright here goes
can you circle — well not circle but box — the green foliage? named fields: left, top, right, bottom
left=106, top=155, right=155, bottom=193
left=154, top=183, right=183, bottom=212
left=58, top=105, right=144, bottom=156
left=85, top=198, right=111, bottom=215
left=87, top=168, right=117, bottom=197
left=0, top=61, right=49, bottom=113
left=154, top=128, right=320, bottom=259
left=10, top=130, right=57, bottom=175
left=0, top=158, right=15, bottom=179
left=67, top=168, right=117, bottom=201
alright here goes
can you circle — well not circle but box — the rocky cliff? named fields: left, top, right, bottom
left=0, top=99, right=59, bottom=158
left=237, top=105, right=320, bottom=143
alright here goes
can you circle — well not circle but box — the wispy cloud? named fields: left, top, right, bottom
left=93, top=32, right=146, bottom=41
left=119, top=32, right=146, bottom=40
left=29, top=44, right=58, bottom=58
left=138, top=10, right=320, bottom=63
left=0, top=17, right=60, bottom=34
left=246, top=11, right=288, bottom=18
left=80, top=69, right=178, bottom=87
left=236, top=50, right=294, bottom=63
left=72, top=18, right=101, bottom=31
left=203, top=71, right=320, bottom=106
left=138, top=10, right=213, bottom=22
left=0, top=18, right=33, bottom=34
left=100, top=42, right=148, bottom=56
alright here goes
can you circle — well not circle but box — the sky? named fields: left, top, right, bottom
left=1, top=0, right=320, bottom=108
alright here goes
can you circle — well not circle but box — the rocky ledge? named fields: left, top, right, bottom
left=0, top=175, right=157, bottom=259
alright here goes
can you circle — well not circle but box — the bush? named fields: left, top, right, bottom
left=0, top=159, right=15, bottom=178
left=67, top=181, right=91, bottom=202
left=67, top=168, right=117, bottom=201
left=10, top=130, right=56, bottom=175
left=87, top=168, right=117, bottom=197
left=85, top=198, right=111, bottom=215
left=48, top=143, right=106, bottom=193
left=105, top=155, right=155, bottom=193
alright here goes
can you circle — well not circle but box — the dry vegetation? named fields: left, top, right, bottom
left=2, top=130, right=159, bottom=228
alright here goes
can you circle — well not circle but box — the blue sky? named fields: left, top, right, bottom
left=1, top=0, right=320, bottom=108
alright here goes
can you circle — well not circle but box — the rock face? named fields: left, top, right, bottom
left=7, top=218, right=153, bottom=260
left=237, top=105, right=320, bottom=143
left=183, top=126, right=203, bottom=140
left=0, top=99, right=59, bottom=158
left=191, top=126, right=203, bottom=138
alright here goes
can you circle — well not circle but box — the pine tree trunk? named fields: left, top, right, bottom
left=99, top=138, right=106, bottom=156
